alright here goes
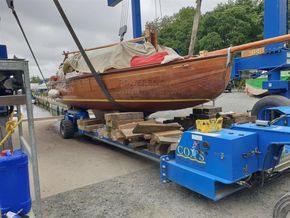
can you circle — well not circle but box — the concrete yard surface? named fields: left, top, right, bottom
left=16, top=92, right=289, bottom=217
left=41, top=166, right=290, bottom=218
left=17, top=119, right=154, bottom=198
left=28, top=116, right=289, bottom=218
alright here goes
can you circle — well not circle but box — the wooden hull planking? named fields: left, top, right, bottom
left=55, top=54, right=231, bottom=112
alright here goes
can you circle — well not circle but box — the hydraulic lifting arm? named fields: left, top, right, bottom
left=232, top=0, right=290, bottom=97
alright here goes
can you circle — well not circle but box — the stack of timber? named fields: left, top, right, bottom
left=219, top=112, right=256, bottom=128
left=76, top=110, right=255, bottom=155
left=163, top=105, right=255, bottom=130
left=148, top=130, right=183, bottom=155
left=105, top=112, right=145, bottom=144
left=164, top=105, right=222, bottom=130
left=133, top=122, right=183, bottom=155
left=104, top=112, right=183, bottom=154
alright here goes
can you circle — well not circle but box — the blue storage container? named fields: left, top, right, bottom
left=0, top=149, right=31, bottom=215
left=0, top=45, right=8, bottom=59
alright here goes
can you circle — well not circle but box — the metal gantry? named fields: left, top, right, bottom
left=0, top=59, right=42, bottom=217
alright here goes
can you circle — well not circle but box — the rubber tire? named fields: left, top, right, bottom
left=273, top=193, right=290, bottom=218
left=60, top=119, right=74, bottom=139
left=251, top=95, right=290, bottom=118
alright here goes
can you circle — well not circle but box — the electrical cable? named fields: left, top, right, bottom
left=6, top=0, right=48, bottom=88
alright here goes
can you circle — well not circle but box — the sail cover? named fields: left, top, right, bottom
left=62, top=41, right=182, bottom=74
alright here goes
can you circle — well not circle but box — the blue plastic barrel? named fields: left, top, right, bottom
left=0, top=149, right=31, bottom=215
left=0, top=45, right=8, bottom=59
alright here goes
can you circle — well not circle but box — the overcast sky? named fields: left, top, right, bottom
left=0, top=0, right=227, bottom=78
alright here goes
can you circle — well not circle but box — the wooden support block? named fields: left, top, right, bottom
left=105, top=112, right=143, bottom=122
left=110, top=129, right=125, bottom=141
left=192, top=113, right=217, bottom=119
left=96, top=126, right=109, bottom=138
left=154, top=144, right=171, bottom=155
left=148, top=141, right=176, bottom=155
left=77, top=118, right=102, bottom=126
left=148, top=143, right=156, bottom=153
left=220, top=112, right=256, bottom=128
left=169, top=143, right=178, bottom=152
left=157, top=136, right=180, bottom=144
left=105, top=112, right=144, bottom=129
left=128, top=141, right=148, bottom=149
left=78, top=124, right=104, bottom=132
left=108, top=118, right=144, bottom=129
left=150, top=130, right=183, bottom=145
left=232, top=113, right=256, bottom=124
left=143, top=134, right=152, bottom=140
left=192, top=105, right=222, bottom=115
left=120, top=128, right=144, bottom=141
left=151, top=130, right=183, bottom=138
left=92, top=110, right=110, bottom=122
left=164, top=116, right=195, bottom=130
left=133, top=123, right=182, bottom=134
left=118, top=119, right=158, bottom=130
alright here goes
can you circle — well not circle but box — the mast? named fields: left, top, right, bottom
left=188, top=0, right=202, bottom=56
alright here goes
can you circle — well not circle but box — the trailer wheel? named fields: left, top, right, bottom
left=273, top=193, right=290, bottom=218
left=60, top=119, right=74, bottom=139
left=251, top=95, right=290, bottom=120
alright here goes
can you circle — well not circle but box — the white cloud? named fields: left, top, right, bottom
left=0, top=0, right=227, bottom=78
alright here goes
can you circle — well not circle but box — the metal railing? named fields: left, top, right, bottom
left=0, top=59, right=42, bottom=217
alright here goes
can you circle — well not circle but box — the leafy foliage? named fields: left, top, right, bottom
left=150, top=0, right=264, bottom=55
left=30, top=75, right=42, bottom=84
left=154, top=7, right=195, bottom=55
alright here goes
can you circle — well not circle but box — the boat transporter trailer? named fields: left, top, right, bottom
left=60, top=107, right=290, bottom=202
left=57, top=0, right=290, bottom=215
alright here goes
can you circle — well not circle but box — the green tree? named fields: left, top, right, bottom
left=30, top=75, right=42, bottom=84
left=196, top=0, right=263, bottom=52
left=157, top=7, right=195, bottom=55
left=150, top=0, right=264, bottom=55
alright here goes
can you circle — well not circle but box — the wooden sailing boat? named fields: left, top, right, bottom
left=50, top=1, right=290, bottom=113
left=50, top=34, right=290, bottom=113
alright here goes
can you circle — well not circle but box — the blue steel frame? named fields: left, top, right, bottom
left=0, top=44, right=8, bottom=59
left=232, top=0, right=290, bottom=97
left=161, top=122, right=290, bottom=200
left=108, top=0, right=142, bottom=38
left=262, top=106, right=290, bottom=154
left=64, top=109, right=89, bottom=132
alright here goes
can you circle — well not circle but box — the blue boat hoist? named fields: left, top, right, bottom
left=58, top=0, right=290, bottom=206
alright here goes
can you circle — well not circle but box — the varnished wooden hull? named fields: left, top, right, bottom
left=55, top=54, right=231, bottom=112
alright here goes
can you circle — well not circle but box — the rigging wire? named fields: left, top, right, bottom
left=154, top=0, right=158, bottom=20
left=6, top=1, right=48, bottom=88
left=159, top=0, right=163, bottom=19
left=119, top=0, right=125, bottom=28
left=119, top=0, right=129, bottom=28
left=124, top=0, right=129, bottom=26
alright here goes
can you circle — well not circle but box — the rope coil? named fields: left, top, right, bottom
left=0, top=113, right=23, bottom=147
